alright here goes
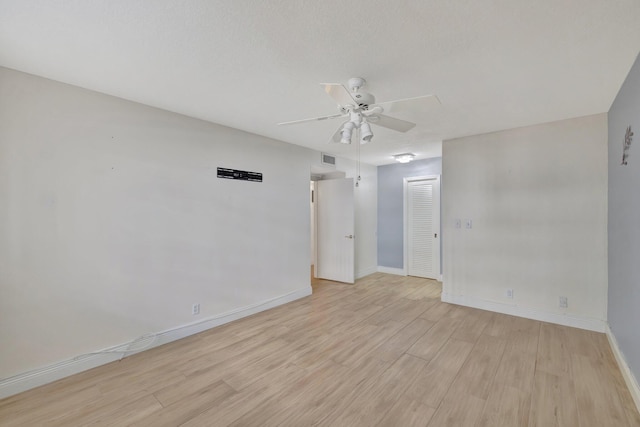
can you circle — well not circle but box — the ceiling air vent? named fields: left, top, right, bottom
left=321, top=153, right=336, bottom=167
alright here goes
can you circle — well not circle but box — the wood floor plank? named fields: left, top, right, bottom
left=450, top=307, right=492, bottom=343
left=177, top=327, right=285, bottom=377
left=537, top=323, right=573, bottom=379
left=427, top=393, right=486, bottom=427
left=403, top=279, right=442, bottom=300
left=0, top=385, right=103, bottom=427
left=332, top=320, right=405, bottom=368
left=43, top=391, right=162, bottom=427
left=373, top=317, right=436, bottom=363
left=483, top=312, right=520, bottom=337
left=572, top=353, right=630, bottom=427
left=419, top=300, right=455, bottom=321
left=180, top=362, right=308, bottom=427
left=86, top=393, right=163, bottom=427
left=477, top=384, right=530, bottom=427
left=564, top=327, right=611, bottom=360
left=620, top=384, right=640, bottom=427
left=226, top=359, right=350, bottom=427
left=318, top=353, right=430, bottom=426
left=376, top=397, right=436, bottom=427
left=221, top=339, right=298, bottom=390
left=95, top=363, right=186, bottom=397
left=478, top=327, right=539, bottom=426
left=445, top=333, right=507, bottom=400
left=276, top=355, right=391, bottom=426
left=367, top=297, right=437, bottom=326
left=493, top=330, right=539, bottom=392
left=407, top=315, right=465, bottom=362
left=291, top=322, right=379, bottom=369
left=528, top=370, right=579, bottom=427
left=130, top=381, right=236, bottom=427
left=46, top=390, right=153, bottom=427
left=404, top=338, right=474, bottom=408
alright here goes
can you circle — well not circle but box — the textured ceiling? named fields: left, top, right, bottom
left=1, top=1, right=639, bottom=165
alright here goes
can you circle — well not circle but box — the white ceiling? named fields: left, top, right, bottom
left=1, top=1, right=639, bottom=165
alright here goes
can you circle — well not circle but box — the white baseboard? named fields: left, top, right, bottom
left=606, top=324, right=640, bottom=414
left=356, top=266, right=378, bottom=279
left=441, top=292, right=606, bottom=332
left=377, top=266, right=406, bottom=276
left=0, top=286, right=312, bottom=400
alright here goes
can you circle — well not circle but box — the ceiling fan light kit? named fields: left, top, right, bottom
left=360, top=122, right=373, bottom=144
left=340, top=121, right=356, bottom=144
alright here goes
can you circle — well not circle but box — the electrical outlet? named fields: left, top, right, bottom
left=192, top=303, right=200, bottom=315
left=559, top=296, right=568, bottom=308
left=506, top=288, right=513, bottom=299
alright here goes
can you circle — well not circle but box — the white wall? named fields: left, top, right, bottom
left=442, top=114, right=608, bottom=331
left=352, top=161, right=378, bottom=279
left=0, top=67, right=313, bottom=390
left=310, top=181, right=316, bottom=267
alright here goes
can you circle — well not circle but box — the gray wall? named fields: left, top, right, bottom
left=377, top=158, right=442, bottom=269
left=608, top=53, right=640, bottom=381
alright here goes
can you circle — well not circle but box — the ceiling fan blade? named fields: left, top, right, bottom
left=378, top=94, right=441, bottom=114
left=369, top=114, right=416, bottom=132
left=278, top=113, right=345, bottom=126
left=321, top=83, right=357, bottom=107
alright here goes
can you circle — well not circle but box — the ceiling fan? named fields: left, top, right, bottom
left=278, top=77, right=440, bottom=144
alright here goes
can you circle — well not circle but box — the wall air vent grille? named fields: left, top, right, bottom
left=321, top=153, right=336, bottom=167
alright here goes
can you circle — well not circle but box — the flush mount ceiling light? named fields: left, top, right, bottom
left=394, top=153, right=415, bottom=163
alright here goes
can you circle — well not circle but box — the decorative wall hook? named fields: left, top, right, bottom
left=621, top=126, right=633, bottom=165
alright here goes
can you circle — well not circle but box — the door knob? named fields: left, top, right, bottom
left=345, top=234, right=354, bottom=239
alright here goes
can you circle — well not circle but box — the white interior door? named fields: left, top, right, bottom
left=316, top=178, right=355, bottom=283
left=406, top=176, right=440, bottom=279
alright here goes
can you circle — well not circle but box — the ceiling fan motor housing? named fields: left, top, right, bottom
left=348, top=77, right=366, bottom=91
left=347, top=77, right=375, bottom=109
left=352, top=92, right=375, bottom=109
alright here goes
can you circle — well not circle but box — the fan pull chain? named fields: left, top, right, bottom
left=356, top=127, right=361, bottom=187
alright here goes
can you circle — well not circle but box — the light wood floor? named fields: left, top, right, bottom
left=1, top=273, right=639, bottom=426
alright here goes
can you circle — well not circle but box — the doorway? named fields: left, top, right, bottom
left=310, top=170, right=355, bottom=284
left=404, top=175, right=441, bottom=279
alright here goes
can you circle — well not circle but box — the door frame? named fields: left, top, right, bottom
left=310, top=181, right=317, bottom=275
left=403, top=175, right=441, bottom=279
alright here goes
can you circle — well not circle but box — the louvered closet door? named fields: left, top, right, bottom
left=408, top=180, right=437, bottom=279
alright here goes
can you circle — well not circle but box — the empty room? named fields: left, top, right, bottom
left=1, top=1, right=640, bottom=426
